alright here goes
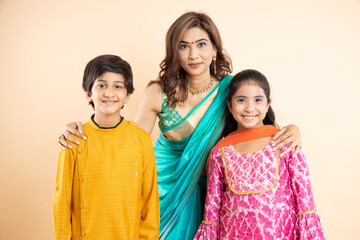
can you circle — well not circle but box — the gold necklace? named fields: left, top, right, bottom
left=188, top=78, right=215, bottom=96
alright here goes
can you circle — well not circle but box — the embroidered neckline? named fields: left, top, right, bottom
left=221, top=145, right=280, bottom=195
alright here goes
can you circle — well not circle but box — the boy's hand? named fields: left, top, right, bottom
left=58, top=121, right=87, bottom=149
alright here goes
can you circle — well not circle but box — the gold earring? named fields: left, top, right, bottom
left=212, top=56, right=216, bottom=75
left=177, top=71, right=180, bottom=80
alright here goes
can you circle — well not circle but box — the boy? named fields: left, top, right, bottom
left=53, top=55, right=159, bottom=239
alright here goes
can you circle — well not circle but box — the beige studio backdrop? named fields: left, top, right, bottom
left=1, top=0, right=360, bottom=239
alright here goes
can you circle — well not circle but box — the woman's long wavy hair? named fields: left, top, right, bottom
left=150, top=11, right=232, bottom=106
left=223, top=69, right=278, bottom=136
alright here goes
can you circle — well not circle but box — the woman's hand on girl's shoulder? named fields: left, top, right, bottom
left=272, top=124, right=302, bottom=157
left=135, top=81, right=163, bottom=135
left=58, top=121, right=86, bottom=149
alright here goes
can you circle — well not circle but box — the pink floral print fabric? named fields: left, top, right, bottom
left=194, top=143, right=325, bottom=240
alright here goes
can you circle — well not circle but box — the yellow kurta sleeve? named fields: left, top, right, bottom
left=53, top=146, right=77, bottom=240
left=139, top=133, right=160, bottom=240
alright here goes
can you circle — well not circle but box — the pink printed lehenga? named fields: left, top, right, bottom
left=194, top=125, right=325, bottom=240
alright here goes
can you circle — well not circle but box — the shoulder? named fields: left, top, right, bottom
left=80, top=120, right=96, bottom=138
left=139, top=80, right=163, bottom=113
left=210, top=147, right=223, bottom=159
left=127, top=120, right=148, bottom=133
left=206, top=147, right=225, bottom=171
left=213, top=75, right=233, bottom=91
left=280, top=143, right=305, bottom=161
left=67, top=121, right=94, bottom=147
left=143, top=80, right=163, bottom=97
left=219, top=74, right=233, bottom=84
left=82, top=121, right=92, bottom=132
left=61, top=132, right=86, bottom=157
left=124, top=121, right=154, bottom=160
left=124, top=120, right=151, bottom=139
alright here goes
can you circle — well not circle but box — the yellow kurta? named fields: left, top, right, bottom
left=53, top=119, right=160, bottom=240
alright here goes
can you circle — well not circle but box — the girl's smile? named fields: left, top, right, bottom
left=228, top=82, right=270, bottom=130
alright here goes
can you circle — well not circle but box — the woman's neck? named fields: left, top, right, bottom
left=187, top=73, right=212, bottom=90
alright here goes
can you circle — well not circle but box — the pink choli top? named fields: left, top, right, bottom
left=194, top=143, right=325, bottom=240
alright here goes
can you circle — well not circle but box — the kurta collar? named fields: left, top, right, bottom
left=89, top=114, right=124, bottom=130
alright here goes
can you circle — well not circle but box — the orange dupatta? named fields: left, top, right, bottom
left=206, top=125, right=280, bottom=171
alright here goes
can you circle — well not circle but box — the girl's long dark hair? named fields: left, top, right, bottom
left=223, top=69, right=277, bottom=136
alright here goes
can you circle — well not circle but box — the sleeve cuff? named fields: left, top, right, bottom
left=296, top=211, right=326, bottom=240
left=194, top=222, right=220, bottom=240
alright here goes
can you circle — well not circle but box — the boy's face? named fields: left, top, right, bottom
left=86, top=72, right=130, bottom=117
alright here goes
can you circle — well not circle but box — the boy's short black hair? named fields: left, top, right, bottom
left=82, top=54, right=134, bottom=108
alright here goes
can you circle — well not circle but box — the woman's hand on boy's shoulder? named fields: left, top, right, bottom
left=58, top=121, right=87, bottom=149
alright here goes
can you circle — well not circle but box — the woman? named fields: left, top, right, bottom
left=59, top=12, right=301, bottom=240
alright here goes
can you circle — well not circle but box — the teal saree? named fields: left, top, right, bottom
left=154, top=75, right=233, bottom=239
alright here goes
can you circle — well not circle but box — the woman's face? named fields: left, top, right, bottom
left=178, top=27, right=216, bottom=79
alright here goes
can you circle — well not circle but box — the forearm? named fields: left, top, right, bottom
left=139, top=141, right=160, bottom=239
left=139, top=175, right=160, bottom=239
left=287, top=150, right=316, bottom=213
left=194, top=150, right=223, bottom=240
left=53, top=150, right=74, bottom=239
left=203, top=150, right=223, bottom=224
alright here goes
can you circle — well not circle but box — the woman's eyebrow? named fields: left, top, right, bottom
left=180, top=38, right=208, bottom=44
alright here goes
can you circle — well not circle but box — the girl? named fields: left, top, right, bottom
left=194, top=69, right=325, bottom=239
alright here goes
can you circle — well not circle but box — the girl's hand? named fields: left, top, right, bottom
left=58, top=121, right=87, bottom=149
left=272, top=124, right=302, bottom=157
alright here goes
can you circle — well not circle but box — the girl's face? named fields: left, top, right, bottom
left=178, top=27, right=216, bottom=79
left=228, top=82, right=270, bottom=130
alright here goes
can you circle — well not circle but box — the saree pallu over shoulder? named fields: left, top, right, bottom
left=155, top=75, right=233, bottom=239
left=160, top=85, right=219, bottom=141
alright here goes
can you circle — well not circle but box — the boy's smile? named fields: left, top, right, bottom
left=86, top=72, right=130, bottom=127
